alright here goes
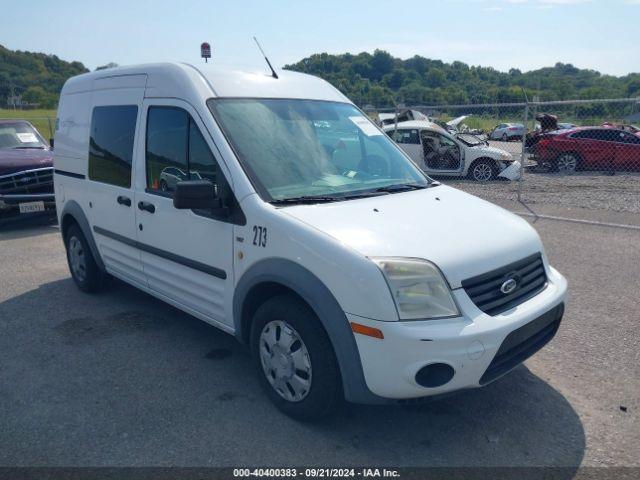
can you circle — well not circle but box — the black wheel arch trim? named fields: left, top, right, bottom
left=233, top=258, right=385, bottom=404
left=60, top=200, right=105, bottom=271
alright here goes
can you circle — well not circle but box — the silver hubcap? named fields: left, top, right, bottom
left=473, top=163, right=493, bottom=181
left=68, top=236, right=87, bottom=282
left=557, top=155, right=577, bottom=173
left=259, top=320, right=312, bottom=402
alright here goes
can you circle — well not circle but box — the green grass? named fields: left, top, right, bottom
left=0, top=109, right=57, bottom=139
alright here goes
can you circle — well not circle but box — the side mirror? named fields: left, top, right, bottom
left=173, top=180, right=228, bottom=216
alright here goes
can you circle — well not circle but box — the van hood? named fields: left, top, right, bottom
left=281, top=185, right=543, bottom=288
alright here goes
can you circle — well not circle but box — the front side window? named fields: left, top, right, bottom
left=387, top=129, right=420, bottom=145
left=620, top=132, right=640, bottom=145
left=146, top=106, right=219, bottom=193
left=208, top=99, right=429, bottom=202
left=88, top=105, right=138, bottom=188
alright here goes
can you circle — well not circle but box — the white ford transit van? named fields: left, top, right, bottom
left=54, top=63, right=567, bottom=419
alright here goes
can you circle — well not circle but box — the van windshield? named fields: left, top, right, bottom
left=208, top=99, right=431, bottom=203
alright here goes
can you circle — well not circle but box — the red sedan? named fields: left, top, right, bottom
left=532, top=126, right=640, bottom=173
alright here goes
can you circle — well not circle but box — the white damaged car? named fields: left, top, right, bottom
left=384, top=120, right=521, bottom=181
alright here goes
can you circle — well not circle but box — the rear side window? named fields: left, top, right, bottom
left=145, top=106, right=219, bottom=193
left=572, top=129, right=619, bottom=141
left=88, top=105, right=138, bottom=188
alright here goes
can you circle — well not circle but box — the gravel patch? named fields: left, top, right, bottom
left=447, top=171, right=640, bottom=214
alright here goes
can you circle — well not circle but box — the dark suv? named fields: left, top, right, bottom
left=0, top=120, right=55, bottom=218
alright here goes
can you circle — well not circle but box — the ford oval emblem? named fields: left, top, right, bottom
left=500, top=278, right=518, bottom=294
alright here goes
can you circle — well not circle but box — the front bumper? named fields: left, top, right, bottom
left=0, top=192, right=56, bottom=206
left=497, top=161, right=522, bottom=181
left=0, top=167, right=55, bottom=210
left=350, top=266, right=567, bottom=400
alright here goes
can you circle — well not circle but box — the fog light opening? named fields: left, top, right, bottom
left=415, top=363, right=455, bottom=388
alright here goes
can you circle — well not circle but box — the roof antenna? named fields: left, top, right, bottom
left=253, top=36, right=278, bottom=79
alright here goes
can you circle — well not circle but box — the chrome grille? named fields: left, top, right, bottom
left=0, top=168, right=54, bottom=195
left=461, top=253, right=547, bottom=316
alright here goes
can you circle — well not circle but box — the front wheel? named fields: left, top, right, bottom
left=469, top=159, right=497, bottom=182
left=250, top=294, right=343, bottom=421
left=502, top=133, right=508, bottom=142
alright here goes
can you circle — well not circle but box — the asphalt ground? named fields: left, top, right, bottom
left=0, top=204, right=638, bottom=469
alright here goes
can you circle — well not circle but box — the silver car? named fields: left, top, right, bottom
left=489, top=123, right=526, bottom=142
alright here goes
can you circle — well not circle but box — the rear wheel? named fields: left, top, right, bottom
left=502, top=133, right=508, bottom=142
left=555, top=153, right=578, bottom=174
left=469, top=159, right=497, bottom=182
left=250, top=294, right=342, bottom=421
left=64, top=224, right=107, bottom=293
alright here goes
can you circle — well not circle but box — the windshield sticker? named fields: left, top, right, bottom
left=16, top=132, right=38, bottom=143
left=349, top=116, right=382, bottom=136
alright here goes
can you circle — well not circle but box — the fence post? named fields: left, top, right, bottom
left=517, top=102, right=529, bottom=203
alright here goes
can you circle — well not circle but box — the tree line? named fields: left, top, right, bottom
left=1, top=45, right=639, bottom=110
left=284, top=50, right=640, bottom=108
left=0, top=44, right=89, bottom=109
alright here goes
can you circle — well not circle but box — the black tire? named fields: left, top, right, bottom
left=159, top=179, right=168, bottom=192
left=468, top=159, right=497, bottom=182
left=554, top=153, right=579, bottom=174
left=250, top=294, right=343, bottom=421
left=502, top=133, right=508, bottom=142
left=64, top=223, right=108, bottom=293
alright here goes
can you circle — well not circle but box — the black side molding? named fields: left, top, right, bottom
left=93, top=226, right=227, bottom=280
left=55, top=170, right=86, bottom=180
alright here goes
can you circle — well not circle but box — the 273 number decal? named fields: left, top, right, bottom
left=252, top=226, right=267, bottom=247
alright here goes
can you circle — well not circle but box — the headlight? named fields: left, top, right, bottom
left=500, top=152, right=513, bottom=161
left=371, top=258, right=460, bottom=320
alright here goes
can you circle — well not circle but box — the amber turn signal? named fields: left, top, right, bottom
left=350, top=322, right=384, bottom=339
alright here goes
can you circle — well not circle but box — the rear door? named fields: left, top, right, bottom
left=85, top=80, right=146, bottom=286
left=572, top=130, right=610, bottom=169
left=134, top=98, right=235, bottom=328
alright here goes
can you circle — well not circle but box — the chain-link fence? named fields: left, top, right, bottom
left=3, top=100, right=640, bottom=215
left=366, top=97, right=640, bottom=214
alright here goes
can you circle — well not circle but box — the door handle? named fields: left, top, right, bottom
left=137, top=201, right=156, bottom=214
left=117, top=195, right=131, bottom=207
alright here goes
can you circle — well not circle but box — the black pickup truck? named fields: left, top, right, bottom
left=0, top=120, right=55, bottom=220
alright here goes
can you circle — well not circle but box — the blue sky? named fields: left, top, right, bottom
left=2, top=0, right=639, bottom=75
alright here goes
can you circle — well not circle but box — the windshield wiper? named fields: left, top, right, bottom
left=12, top=146, right=45, bottom=150
left=270, top=195, right=343, bottom=205
left=373, top=183, right=431, bottom=194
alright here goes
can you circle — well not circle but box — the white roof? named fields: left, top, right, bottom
left=382, top=120, right=445, bottom=133
left=61, top=62, right=350, bottom=103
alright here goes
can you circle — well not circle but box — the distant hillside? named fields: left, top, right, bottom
left=1, top=45, right=639, bottom=110
left=285, top=50, right=640, bottom=107
left=0, top=45, right=88, bottom=109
